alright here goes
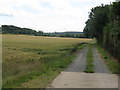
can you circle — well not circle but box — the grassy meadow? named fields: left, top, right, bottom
left=2, top=34, right=91, bottom=88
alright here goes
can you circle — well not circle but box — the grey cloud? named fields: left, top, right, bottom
left=0, top=13, right=14, bottom=17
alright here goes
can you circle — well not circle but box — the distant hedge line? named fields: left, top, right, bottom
left=1, top=25, right=85, bottom=38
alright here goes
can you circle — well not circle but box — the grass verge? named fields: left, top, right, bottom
left=96, top=45, right=120, bottom=74
left=17, top=55, right=76, bottom=88
left=84, top=44, right=94, bottom=73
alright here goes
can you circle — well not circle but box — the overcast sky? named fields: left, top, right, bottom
left=0, top=0, right=115, bottom=32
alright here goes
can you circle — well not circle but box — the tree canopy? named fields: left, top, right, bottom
left=83, top=1, right=120, bottom=62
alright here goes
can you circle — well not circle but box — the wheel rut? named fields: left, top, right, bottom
left=65, top=46, right=88, bottom=72
left=47, top=45, right=118, bottom=88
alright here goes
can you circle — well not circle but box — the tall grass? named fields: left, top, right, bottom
left=3, top=35, right=91, bottom=88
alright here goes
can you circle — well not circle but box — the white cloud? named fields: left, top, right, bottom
left=0, top=0, right=115, bottom=32
left=49, top=0, right=71, bottom=9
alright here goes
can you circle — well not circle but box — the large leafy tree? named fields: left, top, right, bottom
left=83, top=1, right=120, bottom=62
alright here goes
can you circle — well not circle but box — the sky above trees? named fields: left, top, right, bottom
left=0, top=0, right=114, bottom=32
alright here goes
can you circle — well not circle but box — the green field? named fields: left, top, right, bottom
left=2, top=35, right=91, bottom=88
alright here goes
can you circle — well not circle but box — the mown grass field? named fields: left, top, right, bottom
left=2, top=34, right=91, bottom=88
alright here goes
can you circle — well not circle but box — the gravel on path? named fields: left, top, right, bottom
left=65, top=46, right=88, bottom=72
left=47, top=45, right=118, bottom=88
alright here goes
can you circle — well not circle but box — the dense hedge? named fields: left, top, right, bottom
left=83, top=1, right=120, bottom=62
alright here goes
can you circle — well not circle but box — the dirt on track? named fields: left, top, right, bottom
left=65, top=45, right=110, bottom=73
left=47, top=45, right=118, bottom=88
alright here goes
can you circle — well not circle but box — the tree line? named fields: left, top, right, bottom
left=2, top=25, right=43, bottom=36
left=1, top=25, right=84, bottom=38
left=83, top=1, right=120, bottom=62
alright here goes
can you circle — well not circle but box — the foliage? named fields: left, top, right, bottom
left=2, top=25, right=43, bottom=36
left=83, top=1, right=120, bottom=62
left=2, top=25, right=85, bottom=38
